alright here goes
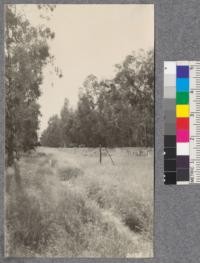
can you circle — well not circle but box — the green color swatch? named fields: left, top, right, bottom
left=176, top=92, right=189, bottom=104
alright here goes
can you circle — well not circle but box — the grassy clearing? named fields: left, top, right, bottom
left=5, top=147, right=153, bottom=257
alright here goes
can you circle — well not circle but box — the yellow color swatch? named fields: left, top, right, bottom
left=176, top=105, right=189, bottom=117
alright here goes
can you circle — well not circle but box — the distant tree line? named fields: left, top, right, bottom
left=5, top=5, right=59, bottom=166
left=41, top=50, right=154, bottom=148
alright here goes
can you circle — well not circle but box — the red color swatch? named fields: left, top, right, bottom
left=176, top=118, right=189, bottom=130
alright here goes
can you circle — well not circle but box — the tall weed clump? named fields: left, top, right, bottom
left=6, top=191, right=55, bottom=256
left=5, top=155, right=56, bottom=256
left=51, top=186, right=134, bottom=257
left=81, top=170, right=153, bottom=238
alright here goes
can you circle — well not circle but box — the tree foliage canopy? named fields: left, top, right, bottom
left=5, top=5, right=56, bottom=166
left=41, top=49, right=154, bottom=148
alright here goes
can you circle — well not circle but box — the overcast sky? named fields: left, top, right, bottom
left=15, top=4, right=154, bottom=134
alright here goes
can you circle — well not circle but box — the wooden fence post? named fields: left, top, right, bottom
left=105, top=147, right=115, bottom=165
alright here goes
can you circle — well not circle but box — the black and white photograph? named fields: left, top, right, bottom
left=5, top=4, right=154, bottom=257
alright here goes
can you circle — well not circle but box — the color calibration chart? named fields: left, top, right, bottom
left=164, top=61, right=200, bottom=185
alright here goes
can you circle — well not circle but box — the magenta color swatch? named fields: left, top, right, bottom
left=176, top=129, right=189, bottom=142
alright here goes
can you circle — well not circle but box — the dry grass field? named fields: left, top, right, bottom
left=5, top=147, right=154, bottom=257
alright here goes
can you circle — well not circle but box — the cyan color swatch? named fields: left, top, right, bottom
left=176, top=78, right=189, bottom=92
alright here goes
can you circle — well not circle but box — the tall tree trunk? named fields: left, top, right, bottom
left=6, top=125, right=14, bottom=167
